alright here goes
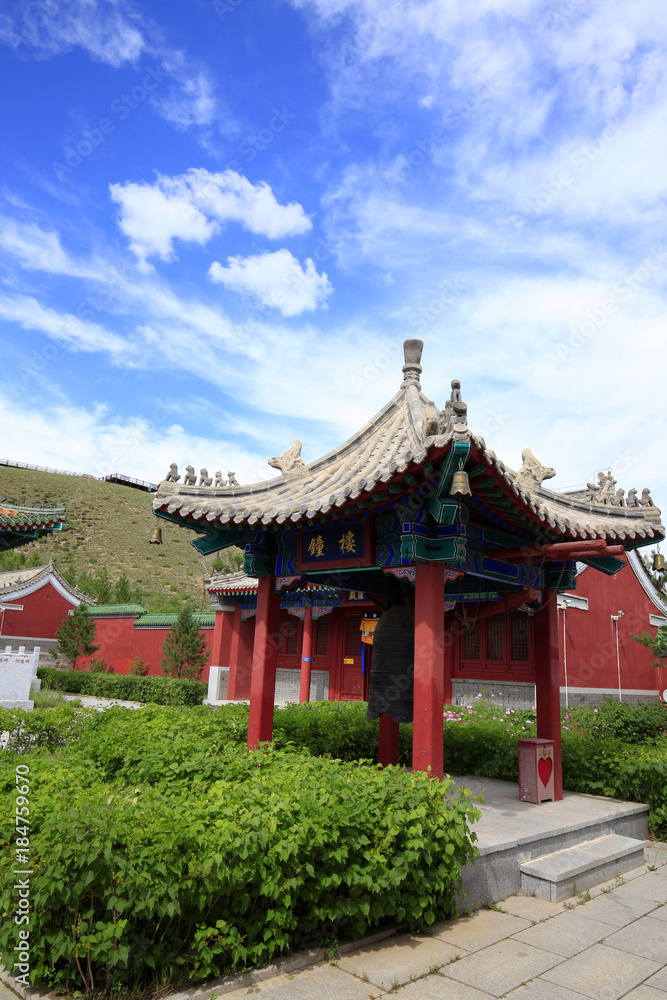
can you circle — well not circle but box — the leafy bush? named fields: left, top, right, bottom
left=87, top=657, right=107, bottom=673
left=0, top=739, right=480, bottom=991
left=127, top=656, right=149, bottom=676
left=37, top=668, right=205, bottom=706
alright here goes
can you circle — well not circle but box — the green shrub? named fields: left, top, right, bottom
left=36, top=668, right=205, bottom=706
left=0, top=743, right=481, bottom=991
left=128, top=656, right=149, bottom=676
left=87, top=657, right=107, bottom=673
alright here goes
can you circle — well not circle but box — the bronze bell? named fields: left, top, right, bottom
left=451, top=461, right=472, bottom=498
left=653, top=552, right=665, bottom=572
left=149, top=526, right=163, bottom=545
left=367, top=604, right=414, bottom=724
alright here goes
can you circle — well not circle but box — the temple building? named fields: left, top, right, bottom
left=152, top=340, right=664, bottom=790
left=0, top=497, right=67, bottom=549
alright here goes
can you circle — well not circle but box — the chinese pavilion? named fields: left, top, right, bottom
left=152, top=340, right=664, bottom=792
left=0, top=497, right=68, bottom=550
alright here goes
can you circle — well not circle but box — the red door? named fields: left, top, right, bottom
left=340, top=613, right=364, bottom=700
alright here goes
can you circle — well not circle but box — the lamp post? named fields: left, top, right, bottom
left=560, top=600, right=572, bottom=710
left=611, top=611, right=625, bottom=702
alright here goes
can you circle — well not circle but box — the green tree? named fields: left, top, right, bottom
left=94, top=566, right=113, bottom=604
left=160, top=605, right=209, bottom=680
left=114, top=569, right=133, bottom=603
left=55, top=605, right=100, bottom=670
left=631, top=626, right=667, bottom=669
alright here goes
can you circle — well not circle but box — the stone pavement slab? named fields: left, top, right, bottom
left=574, top=891, right=659, bottom=926
left=500, top=896, right=569, bottom=922
left=219, top=964, right=384, bottom=999
left=511, top=910, right=611, bottom=957
left=432, top=909, right=532, bottom=952
left=382, top=973, right=493, bottom=1000
left=606, top=872, right=667, bottom=904
left=602, top=915, right=667, bottom=963
left=504, top=982, right=588, bottom=1000
left=644, top=966, right=667, bottom=991
left=539, top=943, right=661, bottom=1000
left=440, top=938, right=560, bottom=997
left=621, top=987, right=667, bottom=999
left=336, top=935, right=462, bottom=991
left=650, top=903, right=667, bottom=922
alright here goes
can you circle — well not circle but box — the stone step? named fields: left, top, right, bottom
left=520, top=834, right=646, bottom=902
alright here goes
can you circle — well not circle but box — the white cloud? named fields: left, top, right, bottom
left=152, top=72, right=217, bottom=130
left=0, top=294, right=134, bottom=359
left=110, top=168, right=312, bottom=268
left=0, top=390, right=268, bottom=484
left=208, top=250, right=331, bottom=316
left=0, top=0, right=144, bottom=67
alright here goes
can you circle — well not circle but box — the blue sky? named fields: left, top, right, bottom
left=1, top=0, right=666, bottom=510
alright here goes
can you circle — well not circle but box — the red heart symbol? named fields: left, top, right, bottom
left=538, top=757, right=552, bottom=786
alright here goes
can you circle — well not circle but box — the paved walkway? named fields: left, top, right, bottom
left=208, top=842, right=667, bottom=1000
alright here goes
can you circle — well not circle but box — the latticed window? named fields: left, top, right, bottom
left=314, top=618, right=328, bottom=656
left=463, top=621, right=481, bottom=659
left=510, top=613, right=530, bottom=661
left=345, top=616, right=362, bottom=656
left=278, top=618, right=298, bottom=655
left=486, top=616, right=505, bottom=660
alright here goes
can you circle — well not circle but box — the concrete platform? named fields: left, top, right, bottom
left=451, top=775, right=649, bottom=909
left=520, top=834, right=646, bottom=901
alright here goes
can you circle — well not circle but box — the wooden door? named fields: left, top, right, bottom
left=340, top=613, right=364, bottom=700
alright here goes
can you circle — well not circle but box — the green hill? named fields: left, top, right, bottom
left=0, top=466, right=242, bottom=612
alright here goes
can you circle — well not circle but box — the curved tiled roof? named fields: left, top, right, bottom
left=153, top=341, right=663, bottom=548
left=0, top=561, right=95, bottom=604
left=466, top=434, right=663, bottom=545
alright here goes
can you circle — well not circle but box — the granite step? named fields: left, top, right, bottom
left=520, top=833, right=646, bottom=902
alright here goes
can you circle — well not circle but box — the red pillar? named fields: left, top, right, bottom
left=227, top=602, right=252, bottom=700
left=210, top=608, right=225, bottom=669
left=299, top=604, right=314, bottom=703
left=535, top=591, right=563, bottom=800
left=412, top=561, right=445, bottom=779
left=378, top=713, right=400, bottom=767
left=247, top=575, right=281, bottom=747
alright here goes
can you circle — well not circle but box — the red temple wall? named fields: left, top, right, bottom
left=81, top=617, right=214, bottom=679
left=557, top=559, right=664, bottom=695
left=0, top=582, right=78, bottom=640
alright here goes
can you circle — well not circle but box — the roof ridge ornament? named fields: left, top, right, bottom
left=514, top=448, right=557, bottom=493
left=268, top=440, right=309, bottom=481
left=402, top=339, right=423, bottom=387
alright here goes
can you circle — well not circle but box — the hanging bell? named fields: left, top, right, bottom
left=367, top=604, right=414, bottom=724
left=653, top=552, right=665, bottom=572
left=451, top=461, right=472, bottom=498
left=149, top=526, right=163, bottom=545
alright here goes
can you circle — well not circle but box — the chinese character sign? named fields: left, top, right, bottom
left=300, top=524, right=367, bottom=565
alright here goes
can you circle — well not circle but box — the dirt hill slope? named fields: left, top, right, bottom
left=0, top=466, right=242, bottom=612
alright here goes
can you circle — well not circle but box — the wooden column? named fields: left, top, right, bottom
left=412, top=561, right=445, bottom=779
left=299, top=604, right=314, bottom=703
left=210, top=608, right=226, bottom=668
left=378, top=713, right=400, bottom=767
left=247, top=575, right=281, bottom=747
left=534, top=591, right=563, bottom=800
left=227, top=602, right=252, bottom=700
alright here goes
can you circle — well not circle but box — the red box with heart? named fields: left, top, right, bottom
left=518, top=738, right=556, bottom=804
